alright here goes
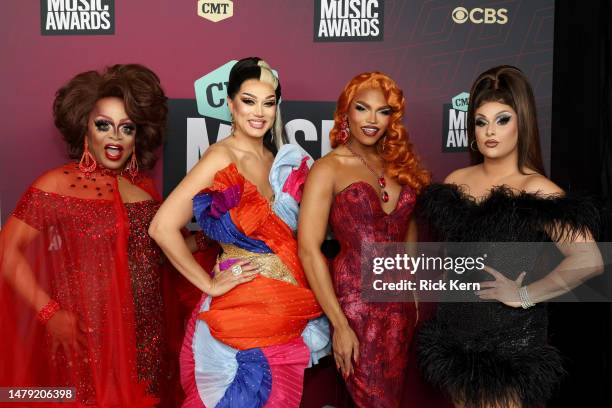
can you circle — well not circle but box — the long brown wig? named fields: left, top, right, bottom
left=467, top=65, right=546, bottom=175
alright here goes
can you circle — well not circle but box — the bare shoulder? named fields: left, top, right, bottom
left=444, top=165, right=480, bottom=184
left=521, top=174, right=564, bottom=196
left=195, top=143, right=234, bottom=173
left=309, top=153, right=338, bottom=180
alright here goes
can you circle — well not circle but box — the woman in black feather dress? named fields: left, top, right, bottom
left=416, top=65, right=603, bottom=408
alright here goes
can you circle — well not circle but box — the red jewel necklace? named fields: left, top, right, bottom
left=345, top=142, right=389, bottom=203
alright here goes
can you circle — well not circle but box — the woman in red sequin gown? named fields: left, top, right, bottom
left=0, top=65, right=192, bottom=407
left=298, top=72, right=431, bottom=407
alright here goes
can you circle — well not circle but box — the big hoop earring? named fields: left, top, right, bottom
left=470, top=140, right=479, bottom=152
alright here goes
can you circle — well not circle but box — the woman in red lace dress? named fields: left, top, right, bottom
left=298, top=72, right=430, bottom=407
left=0, top=64, right=189, bottom=406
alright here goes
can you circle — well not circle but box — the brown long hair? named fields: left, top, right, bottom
left=330, top=72, right=430, bottom=193
left=467, top=65, right=546, bottom=175
left=53, top=64, right=168, bottom=170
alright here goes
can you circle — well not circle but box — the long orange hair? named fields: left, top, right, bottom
left=330, top=72, right=430, bottom=193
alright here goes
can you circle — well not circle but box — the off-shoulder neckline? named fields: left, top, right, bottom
left=430, top=183, right=565, bottom=206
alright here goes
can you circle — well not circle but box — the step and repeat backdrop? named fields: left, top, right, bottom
left=0, top=0, right=554, bottom=224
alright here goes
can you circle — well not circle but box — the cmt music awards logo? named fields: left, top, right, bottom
left=442, top=92, right=469, bottom=152
left=40, top=0, right=115, bottom=35
left=451, top=6, right=508, bottom=25
left=163, top=61, right=335, bottom=196
left=197, top=0, right=233, bottom=22
left=314, top=0, right=384, bottom=42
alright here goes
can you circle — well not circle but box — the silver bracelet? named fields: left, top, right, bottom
left=518, top=286, right=536, bottom=309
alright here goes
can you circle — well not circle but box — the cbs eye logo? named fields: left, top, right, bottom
left=452, top=7, right=508, bottom=25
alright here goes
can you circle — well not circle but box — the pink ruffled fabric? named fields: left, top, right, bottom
left=261, top=337, right=311, bottom=407
left=281, top=157, right=309, bottom=203
left=180, top=296, right=207, bottom=408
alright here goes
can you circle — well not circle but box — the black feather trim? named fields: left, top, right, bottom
left=417, top=319, right=565, bottom=408
left=415, top=183, right=602, bottom=242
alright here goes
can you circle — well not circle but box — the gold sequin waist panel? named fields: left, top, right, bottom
left=219, top=244, right=298, bottom=286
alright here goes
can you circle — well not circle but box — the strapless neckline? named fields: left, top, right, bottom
left=334, top=181, right=410, bottom=216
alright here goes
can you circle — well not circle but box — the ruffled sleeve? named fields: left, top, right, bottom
left=268, top=144, right=313, bottom=231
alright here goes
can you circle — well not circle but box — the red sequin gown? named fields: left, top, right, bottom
left=329, top=182, right=418, bottom=408
left=0, top=163, right=176, bottom=407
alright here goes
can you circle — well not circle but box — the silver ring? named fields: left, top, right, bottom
left=231, top=264, right=243, bottom=276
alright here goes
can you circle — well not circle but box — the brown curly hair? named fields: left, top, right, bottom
left=330, top=72, right=430, bottom=193
left=53, top=64, right=168, bottom=170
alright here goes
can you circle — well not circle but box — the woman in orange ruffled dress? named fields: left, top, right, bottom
left=149, top=57, right=330, bottom=408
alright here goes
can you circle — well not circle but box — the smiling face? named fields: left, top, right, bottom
left=346, top=87, right=391, bottom=147
left=227, top=78, right=277, bottom=140
left=86, top=97, right=136, bottom=170
left=474, top=101, right=519, bottom=161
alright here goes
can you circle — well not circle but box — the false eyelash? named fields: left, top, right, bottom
left=497, top=115, right=511, bottom=125
left=94, top=119, right=111, bottom=130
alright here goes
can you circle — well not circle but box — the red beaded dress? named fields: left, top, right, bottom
left=329, top=182, right=418, bottom=408
left=0, top=163, right=178, bottom=407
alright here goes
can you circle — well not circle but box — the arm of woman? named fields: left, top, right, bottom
left=149, top=147, right=258, bottom=296
left=1, top=217, right=87, bottom=353
left=477, top=177, right=604, bottom=306
left=1, top=218, right=51, bottom=312
left=298, top=159, right=359, bottom=378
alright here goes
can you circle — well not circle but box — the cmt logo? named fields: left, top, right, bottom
left=198, top=0, right=233, bottom=23
left=193, top=60, right=279, bottom=122
left=442, top=92, right=470, bottom=152
left=451, top=7, right=508, bottom=25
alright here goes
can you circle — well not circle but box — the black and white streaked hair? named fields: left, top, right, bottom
left=227, top=57, right=287, bottom=154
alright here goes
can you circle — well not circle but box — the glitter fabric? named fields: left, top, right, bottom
left=0, top=163, right=165, bottom=407
left=330, top=181, right=418, bottom=408
left=125, top=200, right=167, bottom=395
left=219, top=243, right=298, bottom=286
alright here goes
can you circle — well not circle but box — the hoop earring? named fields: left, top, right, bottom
left=128, top=148, right=139, bottom=179
left=337, top=117, right=350, bottom=144
left=470, top=140, right=479, bottom=152
left=79, top=138, right=97, bottom=176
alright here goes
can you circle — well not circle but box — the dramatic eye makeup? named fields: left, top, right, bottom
left=496, top=113, right=512, bottom=125
left=475, top=117, right=488, bottom=127
left=94, top=118, right=135, bottom=136
left=239, top=93, right=276, bottom=108
left=263, top=97, right=277, bottom=108
left=354, top=102, right=391, bottom=115
left=119, top=123, right=136, bottom=136
left=94, top=119, right=111, bottom=132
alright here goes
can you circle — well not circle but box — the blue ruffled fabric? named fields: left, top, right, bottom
left=269, top=144, right=313, bottom=231
left=193, top=186, right=272, bottom=253
left=215, top=348, right=272, bottom=408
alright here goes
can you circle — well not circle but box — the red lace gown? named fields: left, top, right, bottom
left=329, top=182, right=418, bottom=408
left=0, top=163, right=176, bottom=407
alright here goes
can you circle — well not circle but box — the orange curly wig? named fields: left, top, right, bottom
left=330, top=72, right=430, bottom=193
